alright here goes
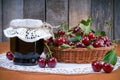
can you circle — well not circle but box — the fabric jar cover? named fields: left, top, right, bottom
left=4, top=19, right=54, bottom=42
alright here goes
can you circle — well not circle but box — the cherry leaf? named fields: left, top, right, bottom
left=103, top=50, right=117, bottom=66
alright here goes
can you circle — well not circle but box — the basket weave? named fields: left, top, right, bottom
left=51, top=46, right=114, bottom=63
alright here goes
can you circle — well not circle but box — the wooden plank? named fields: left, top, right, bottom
left=46, top=0, right=68, bottom=26
left=91, top=0, right=113, bottom=39
left=114, top=0, right=120, bottom=42
left=2, top=0, right=23, bottom=41
left=69, top=0, right=91, bottom=28
left=0, top=0, right=2, bottom=41
left=24, top=0, right=45, bottom=21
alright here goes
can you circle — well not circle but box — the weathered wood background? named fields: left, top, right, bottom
left=0, top=0, right=120, bottom=42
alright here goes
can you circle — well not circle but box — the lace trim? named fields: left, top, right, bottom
left=0, top=53, right=120, bottom=74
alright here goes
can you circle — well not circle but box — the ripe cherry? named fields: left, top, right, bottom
left=68, top=41, right=75, bottom=46
left=76, top=42, right=85, bottom=48
left=6, top=51, right=14, bottom=60
left=98, top=36, right=109, bottom=42
left=82, top=36, right=90, bottom=46
left=103, top=62, right=114, bottom=73
left=88, top=32, right=95, bottom=40
left=57, top=29, right=65, bottom=35
left=37, top=57, right=46, bottom=68
left=92, top=61, right=103, bottom=72
left=73, top=26, right=80, bottom=33
left=55, top=37, right=67, bottom=45
left=105, top=41, right=112, bottom=46
left=93, top=40, right=104, bottom=47
left=47, top=57, right=57, bottom=68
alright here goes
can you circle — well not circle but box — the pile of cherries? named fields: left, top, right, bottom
left=54, top=26, right=112, bottom=48
left=92, top=61, right=114, bottom=73
left=6, top=51, right=57, bottom=68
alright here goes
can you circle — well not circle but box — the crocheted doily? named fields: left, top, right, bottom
left=0, top=53, right=120, bottom=74
left=4, top=19, right=54, bottom=42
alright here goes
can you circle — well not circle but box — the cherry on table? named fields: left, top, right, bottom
left=37, top=57, right=46, bottom=68
left=91, top=61, right=103, bottom=72
left=6, top=51, right=14, bottom=60
left=47, top=57, right=57, bottom=68
left=103, top=62, right=114, bottom=73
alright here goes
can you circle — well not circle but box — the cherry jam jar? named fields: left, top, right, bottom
left=10, top=37, right=44, bottom=66
left=4, top=19, right=53, bottom=66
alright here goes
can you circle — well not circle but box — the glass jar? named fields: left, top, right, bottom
left=10, top=37, right=44, bottom=66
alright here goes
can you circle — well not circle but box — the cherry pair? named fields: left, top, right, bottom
left=92, top=61, right=114, bottom=73
left=37, top=57, right=57, bottom=68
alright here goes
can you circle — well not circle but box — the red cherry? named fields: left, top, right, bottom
left=93, top=40, right=104, bottom=47
left=68, top=41, right=75, bottom=46
left=72, top=26, right=80, bottom=33
left=76, top=42, right=85, bottom=48
left=98, top=36, right=110, bottom=42
left=6, top=51, right=14, bottom=60
left=79, top=29, right=84, bottom=36
left=55, top=37, right=67, bottom=45
left=105, top=41, right=112, bottom=46
left=47, top=57, right=57, bottom=68
left=82, top=36, right=90, bottom=46
left=37, top=57, right=46, bottom=68
left=103, top=62, right=114, bottom=73
left=57, top=29, right=65, bottom=35
left=92, top=61, right=103, bottom=72
left=104, top=36, right=110, bottom=41
left=88, top=32, right=95, bottom=40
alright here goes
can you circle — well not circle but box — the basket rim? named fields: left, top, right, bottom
left=50, top=45, right=114, bottom=51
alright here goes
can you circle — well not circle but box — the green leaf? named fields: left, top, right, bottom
left=103, top=50, right=117, bottom=66
left=68, top=33, right=81, bottom=42
left=68, top=37, right=78, bottom=42
left=95, top=30, right=106, bottom=36
left=60, top=22, right=68, bottom=32
left=85, top=25, right=91, bottom=34
left=60, top=44, right=71, bottom=48
left=79, top=17, right=92, bottom=35
left=87, top=45, right=94, bottom=49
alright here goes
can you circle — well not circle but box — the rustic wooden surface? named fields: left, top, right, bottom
left=0, top=0, right=120, bottom=42
left=69, top=0, right=91, bottom=28
left=24, top=0, right=45, bottom=21
left=2, top=0, right=23, bottom=41
left=91, top=0, right=113, bottom=39
left=114, top=0, right=120, bottom=41
left=0, top=0, right=2, bottom=41
left=46, top=0, right=68, bottom=26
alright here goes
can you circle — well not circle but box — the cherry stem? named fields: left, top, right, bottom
left=45, top=43, right=52, bottom=57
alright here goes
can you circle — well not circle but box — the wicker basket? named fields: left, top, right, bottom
left=50, top=46, right=114, bottom=63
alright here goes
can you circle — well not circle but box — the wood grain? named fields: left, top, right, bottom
left=69, top=0, right=91, bottom=28
left=0, top=0, right=2, bottom=41
left=114, top=0, right=120, bottom=42
left=2, top=0, right=23, bottom=41
left=24, top=0, right=45, bottom=21
left=46, top=0, right=68, bottom=26
left=91, top=0, right=113, bottom=39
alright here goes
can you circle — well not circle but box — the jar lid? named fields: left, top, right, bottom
left=4, top=19, right=54, bottom=42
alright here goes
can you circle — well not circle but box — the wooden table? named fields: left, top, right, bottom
left=0, top=42, right=120, bottom=80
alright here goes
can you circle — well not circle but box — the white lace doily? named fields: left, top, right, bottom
left=0, top=53, right=120, bottom=74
